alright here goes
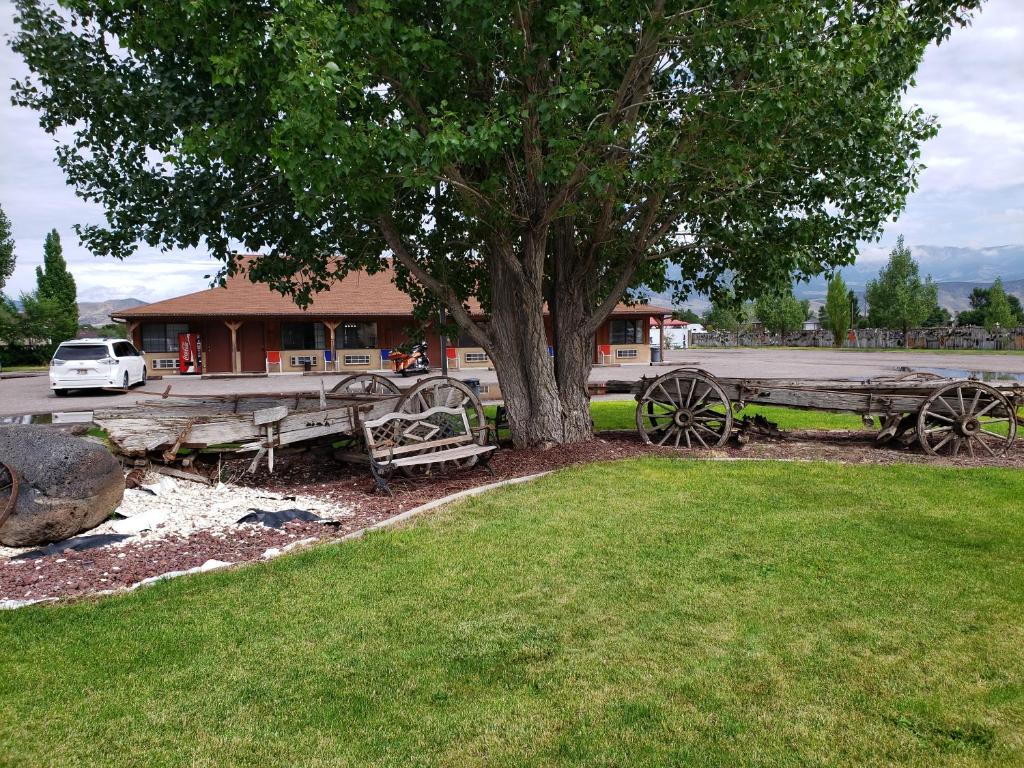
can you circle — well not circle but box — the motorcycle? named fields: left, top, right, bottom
left=390, top=341, right=431, bottom=377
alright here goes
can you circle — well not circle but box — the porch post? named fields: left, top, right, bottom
left=225, top=320, right=243, bottom=374
left=323, top=320, right=339, bottom=371
left=126, top=321, right=140, bottom=348
left=659, top=315, right=665, bottom=359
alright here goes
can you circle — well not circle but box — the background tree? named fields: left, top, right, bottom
left=824, top=275, right=851, bottom=346
left=703, top=295, right=741, bottom=333
left=923, top=304, right=951, bottom=327
left=755, top=288, right=808, bottom=335
left=984, top=278, right=1017, bottom=331
left=672, top=308, right=702, bottom=325
left=848, top=290, right=864, bottom=328
left=34, top=230, right=77, bottom=344
left=12, top=0, right=980, bottom=446
left=957, top=282, right=1024, bottom=327
left=865, top=237, right=939, bottom=335
left=0, top=205, right=14, bottom=293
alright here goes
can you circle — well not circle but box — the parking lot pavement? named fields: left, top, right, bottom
left=1, top=347, right=1020, bottom=419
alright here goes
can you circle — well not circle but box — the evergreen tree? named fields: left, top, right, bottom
left=0, top=205, right=14, bottom=293
left=848, top=290, right=861, bottom=326
left=34, top=230, right=78, bottom=343
left=824, top=275, right=851, bottom=346
left=865, top=237, right=939, bottom=335
left=985, top=278, right=1016, bottom=331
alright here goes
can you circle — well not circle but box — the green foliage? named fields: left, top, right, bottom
left=755, top=288, right=807, bottom=335
left=84, top=322, right=128, bottom=339
left=924, top=304, right=951, bottom=327
left=824, top=274, right=851, bottom=346
left=10, top=0, right=981, bottom=441
left=984, top=278, right=1017, bottom=331
left=0, top=205, right=14, bottom=293
left=672, top=308, right=701, bottom=324
left=848, top=289, right=862, bottom=326
left=865, top=237, right=940, bottom=334
left=959, top=280, right=1023, bottom=329
left=703, top=293, right=754, bottom=332
left=34, top=230, right=77, bottom=343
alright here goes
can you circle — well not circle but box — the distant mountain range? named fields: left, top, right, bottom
left=649, top=244, right=1024, bottom=313
left=78, top=298, right=145, bottom=326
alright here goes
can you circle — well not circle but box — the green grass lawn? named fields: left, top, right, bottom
left=2, top=459, right=1022, bottom=767
left=585, top=399, right=867, bottom=432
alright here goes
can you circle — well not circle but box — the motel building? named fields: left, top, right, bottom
left=112, top=265, right=672, bottom=376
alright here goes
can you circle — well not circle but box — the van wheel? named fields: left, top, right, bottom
left=140, top=367, right=148, bottom=386
left=122, top=372, right=129, bottom=390
left=54, top=389, right=68, bottom=397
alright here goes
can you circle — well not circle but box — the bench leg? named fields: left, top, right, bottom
left=369, top=459, right=394, bottom=497
left=479, top=451, right=496, bottom=479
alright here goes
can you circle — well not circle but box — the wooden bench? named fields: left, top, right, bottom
left=362, top=405, right=497, bottom=495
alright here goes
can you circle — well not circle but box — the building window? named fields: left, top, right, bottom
left=464, top=352, right=489, bottom=363
left=153, top=358, right=178, bottom=370
left=344, top=354, right=371, bottom=366
left=615, top=348, right=638, bottom=359
left=281, top=322, right=326, bottom=350
left=457, top=324, right=486, bottom=347
left=338, top=322, right=377, bottom=349
left=288, top=355, right=318, bottom=367
left=140, top=323, right=190, bottom=353
left=609, top=319, right=642, bottom=345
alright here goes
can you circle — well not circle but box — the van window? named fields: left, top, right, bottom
left=53, top=344, right=108, bottom=361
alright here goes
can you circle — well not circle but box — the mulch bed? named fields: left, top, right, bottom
left=3, top=430, right=1022, bottom=605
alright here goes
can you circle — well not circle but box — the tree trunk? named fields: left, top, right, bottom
left=483, top=245, right=594, bottom=448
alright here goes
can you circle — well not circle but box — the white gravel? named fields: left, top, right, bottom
left=0, top=473, right=355, bottom=559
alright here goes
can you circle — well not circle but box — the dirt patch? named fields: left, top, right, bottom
left=3, top=431, right=1021, bottom=605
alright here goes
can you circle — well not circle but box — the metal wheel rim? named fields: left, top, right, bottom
left=636, top=369, right=733, bottom=449
left=330, top=373, right=401, bottom=396
left=917, top=380, right=1017, bottom=458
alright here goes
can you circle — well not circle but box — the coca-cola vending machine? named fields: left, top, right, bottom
left=178, top=333, right=202, bottom=374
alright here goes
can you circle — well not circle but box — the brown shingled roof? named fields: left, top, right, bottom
left=113, top=265, right=671, bottom=320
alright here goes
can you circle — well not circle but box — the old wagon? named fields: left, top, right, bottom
left=92, top=373, right=489, bottom=471
left=631, top=369, right=1022, bottom=457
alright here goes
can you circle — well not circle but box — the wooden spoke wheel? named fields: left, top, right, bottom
left=396, top=377, right=488, bottom=474
left=330, top=373, right=401, bottom=396
left=917, top=380, right=1017, bottom=458
left=636, top=369, right=733, bottom=449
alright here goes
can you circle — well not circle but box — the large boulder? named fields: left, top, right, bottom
left=0, top=425, right=124, bottom=547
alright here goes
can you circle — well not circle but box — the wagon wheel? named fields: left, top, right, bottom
left=396, top=376, right=488, bottom=474
left=0, top=461, right=18, bottom=530
left=917, top=381, right=1017, bottom=458
left=330, top=373, right=401, bottom=397
left=636, top=369, right=733, bottom=449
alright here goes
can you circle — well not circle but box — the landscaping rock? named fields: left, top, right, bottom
left=0, top=425, right=124, bottom=547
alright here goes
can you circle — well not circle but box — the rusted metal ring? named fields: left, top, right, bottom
left=0, top=460, right=18, bottom=530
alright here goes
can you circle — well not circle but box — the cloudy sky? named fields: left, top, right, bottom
left=1, top=0, right=1022, bottom=301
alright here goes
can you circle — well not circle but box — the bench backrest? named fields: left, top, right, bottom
left=363, top=405, right=475, bottom=460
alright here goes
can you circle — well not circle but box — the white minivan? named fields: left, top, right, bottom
left=49, top=338, right=147, bottom=396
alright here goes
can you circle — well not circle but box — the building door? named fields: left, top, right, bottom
left=239, top=321, right=266, bottom=373
left=202, top=322, right=232, bottom=373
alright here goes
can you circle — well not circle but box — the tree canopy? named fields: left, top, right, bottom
left=983, top=278, right=1017, bottom=331
left=11, top=0, right=981, bottom=444
left=35, top=230, right=78, bottom=343
left=824, top=274, right=851, bottom=345
left=755, top=288, right=808, bottom=335
left=957, top=282, right=1024, bottom=328
left=0, top=205, right=14, bottom=293
left=865, top=236, right=939, bottom=334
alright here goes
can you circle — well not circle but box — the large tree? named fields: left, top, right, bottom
left=958, top=282, right=1024, bottom=327
left=35, top=229, right=78, bottom=343
left=755, top=288, right=808, bottom=335
left=0, top=205, right=15, bottom=293
left=984, top=277, right=1017, bottom=331
left=11, top=0, right=979, bottom=445
left=865, top=236, right=939, bottom=335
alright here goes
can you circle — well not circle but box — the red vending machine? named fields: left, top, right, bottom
left=178, top=333, right=202, bottom=374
